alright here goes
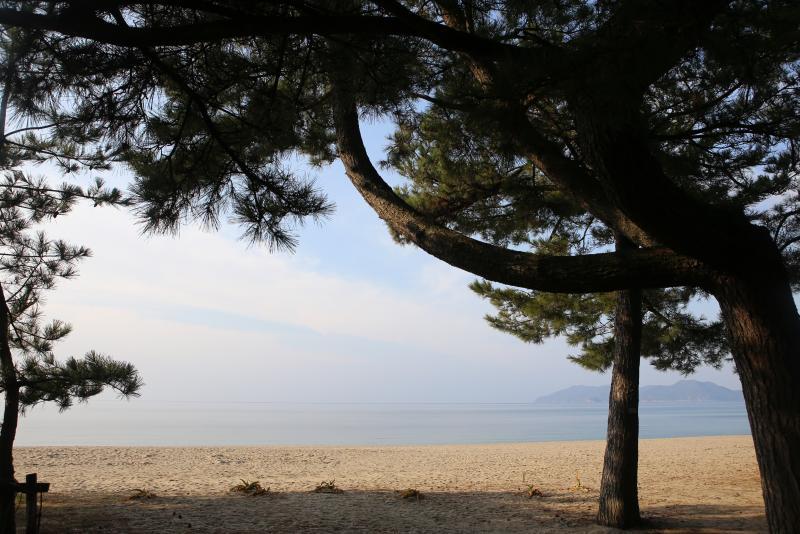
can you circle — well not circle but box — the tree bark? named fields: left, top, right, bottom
left=0, top=284, right=18, bottom=534
left=597, top=235, right=642, bottom=529
left=715, top=274, right=800, bottom=533
left=569, top=53, right=800, bottom=529
left=0, top=31, right=22, bottom=534
left=576, top=98, right=800, bottom=530
left=331, top=87, right=708, bottom=293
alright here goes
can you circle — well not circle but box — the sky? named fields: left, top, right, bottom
left=28, top=120, right=742, bottom=406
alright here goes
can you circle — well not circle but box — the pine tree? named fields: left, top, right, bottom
left=0, top=2, right=798, bottom=530
left=0, top=26, right=141, bottom=534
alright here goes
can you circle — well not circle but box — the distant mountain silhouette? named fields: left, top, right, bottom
left=535, top=380, right=744, bottom=404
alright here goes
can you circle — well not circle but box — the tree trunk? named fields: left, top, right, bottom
left=0, top=284, right=18, bottom=534
left=716, top=275, right=800, bottom=533
left=0, top=36, right=24, bottom=534
left=597, top=236, right=642, bottom=528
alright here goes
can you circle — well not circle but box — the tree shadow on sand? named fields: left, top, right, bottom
left=32, top=490, right=766, bottom=533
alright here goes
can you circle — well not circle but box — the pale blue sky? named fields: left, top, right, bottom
left=30, top=120, right=741, bottom=406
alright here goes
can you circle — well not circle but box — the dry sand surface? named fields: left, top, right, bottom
left=14, top=435, right=764, bottom=533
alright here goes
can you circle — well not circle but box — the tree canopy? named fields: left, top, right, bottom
left=0, top=2, right=795, bottom=285
left=0, top=1, right=798, bottom=530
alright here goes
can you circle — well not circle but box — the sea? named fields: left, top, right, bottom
left=14, top=400, right=750, bottom=447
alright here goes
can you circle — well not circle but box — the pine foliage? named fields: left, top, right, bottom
left=470, top=281, right=729, bottom=373
left=0, top=2, right=793, bottom=378
left=0, top=24, right=141, bottom=414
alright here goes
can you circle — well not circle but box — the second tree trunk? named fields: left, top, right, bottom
left=597, top=236, right=642, bottom=528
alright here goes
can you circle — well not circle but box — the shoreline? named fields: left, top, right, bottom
left=15, top=432, right=754, bottom=449
left=16, top=435, right=764, bottom=533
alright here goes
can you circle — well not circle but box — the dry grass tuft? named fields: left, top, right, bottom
left=230, top=479, right=271, bottom=496
left=129, top=488, right=157, bottom=500
left=569, top=472, right=592, bottom=493
left=312, top=480, right=343, bottom=494
left=525, top=485, right=544, bottom=498
left=398, top=488, right=424, bottom=501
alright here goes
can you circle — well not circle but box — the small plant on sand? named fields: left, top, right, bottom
left=524, top=485, right=543, bottom=499
left=398, top=488, right=424, bottom=501
left=129, top=489, right=157, bottom=500
left=313, top=480, right=343, bottom=494
left=230, top=479, right=270, bottom=496
left=569, top=472, right=591, bottom=493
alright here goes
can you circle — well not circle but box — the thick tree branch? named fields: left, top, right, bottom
left=366, top=0, right=540, bottom=61
left=560, top=1, right=789, bottom=277
left=332, top=84, right=707, bottom=293
left=573, top=95, right=786, bottom=279
left=0, top=5, right=532, bottom=61
left=502, top=108, right=654, bottom=246
left=572, top=0, right=729, bottom=94
left=0, top=8, right=401, bottom=45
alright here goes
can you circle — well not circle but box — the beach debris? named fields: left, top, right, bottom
left=398, top=488, right=424, bottom=501
left=230, top=479, right=271, bottom=496
left=313, top=480, right=344, bottom=494
left=524, top=485, right=543, bottom=498
left=129, top=488, right=157, bottom=500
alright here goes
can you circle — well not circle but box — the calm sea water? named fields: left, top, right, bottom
left=14, top=400, right=750, bottom=446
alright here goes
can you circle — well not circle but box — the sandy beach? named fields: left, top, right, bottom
left=14, top=435, right=764, bottom=533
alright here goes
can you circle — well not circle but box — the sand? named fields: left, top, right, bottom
left=14, top=435, right=764, bottom=533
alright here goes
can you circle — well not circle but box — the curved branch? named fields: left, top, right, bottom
left=332, top=85, right=708, bottom=293
left=0, top=8, right=399, bottom=45
left=0, top=6, right=531, bottom=61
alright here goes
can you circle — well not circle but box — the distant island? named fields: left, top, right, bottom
left=536, top=380, right=744, bottom=404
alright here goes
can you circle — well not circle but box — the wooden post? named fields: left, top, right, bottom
left=9, top=473, right=49, bottom=534
left=25, top=473, right=36, bottom=534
